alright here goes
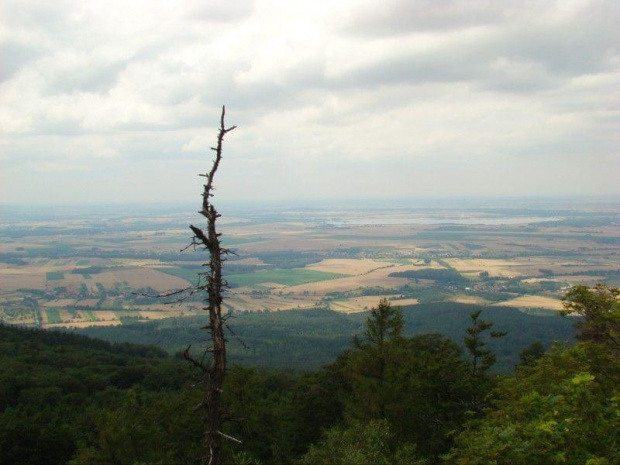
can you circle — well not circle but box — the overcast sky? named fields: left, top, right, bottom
left=1, top=0, right=618, bottom=206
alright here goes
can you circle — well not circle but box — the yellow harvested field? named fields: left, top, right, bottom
left=58, top=309, right=73, bottom=321
left=458, top=256, right=620, bottom=277
left=448, top=295, right=489, bottom=305
left=330, top=296, right=391, bottom=313
left=391, top=298, right=420, bottom=307
left=444, top=258, right=525, bottom=278
left=306, top=259, right=391, bottom=275
left=329, top=295, right=419, bottom=314
left=0, top=272, right=47, bottom=292
left=88, top=311, right=118, bottom=321
left=101, top=268, right=191, bottom=291
left=286, top=264, right=416, bottom=296
left=225, top=292, right=318, bottom=312
left=494, top=295, right=565, bottom=311
left=46, top=320, right=122, bottom=329
left=139, top=311, right=175, bottom=320
left=258, top=282, right=288, bottom=289
left=555, top=275, right=609, bottom=285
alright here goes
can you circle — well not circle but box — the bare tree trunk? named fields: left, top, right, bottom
left=184, top=106, right=236, bottom=465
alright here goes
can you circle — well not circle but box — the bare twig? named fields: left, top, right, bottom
left=186, top=106, right=236, bottom=465
left=218, top=431, right=242, bottom=444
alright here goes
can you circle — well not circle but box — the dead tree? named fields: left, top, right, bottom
left=184, top=106, right=236, bottom=465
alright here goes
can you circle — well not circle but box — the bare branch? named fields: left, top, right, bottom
left=218, top=431, right=242, bottom=444
left=224, top=321, right=249, bottom=349
left=183, top=345, right=207, bottom=373
left=182, top=106, right=236, bottom=465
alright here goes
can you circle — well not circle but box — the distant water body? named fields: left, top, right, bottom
left=326, top=216, right=564, bottom=226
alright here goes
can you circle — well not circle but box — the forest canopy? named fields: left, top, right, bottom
left=1, top=285, right=618, bottom=464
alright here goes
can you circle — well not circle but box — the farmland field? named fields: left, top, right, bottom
left=0, top=271, right=46, bottom=291
left=46, top=271, right=65, bottom=280
left=306, top=258, right=391, bottom=275
left=493, top=295, right=565, bottom=311
left=156, top=266, right=204, bottom=284
left=286, top=264, right=419, bottom=295
left=82, top=310, right=97, bottom=322
left=443, top=258, right=526, bottom=278
left=226, top=269, right=348, bottom=288
left=45, top=308, right=62, bottom=324
left=1, top=200, right=619, bottom=328
left=329, top=296, right=419, bottom=313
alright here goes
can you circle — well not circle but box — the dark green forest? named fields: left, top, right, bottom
left=75, top=302, right=575, bottom=373
left=1, top=285, right=619, bottom=464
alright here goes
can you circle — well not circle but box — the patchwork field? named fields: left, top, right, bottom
left=447, top=295, right=490, bottom=305
left=226, top=269, right=348, bottom=288
left=0, top=270, right=46, bottom=291
left=286, top=264, right=419, bottom=295
left=224, top=293, right=318, bottom=312
left=34, top=304, right=203, bottom=329
left=444, top=258, right=527, bottom=278
left=493, top=295, right=565, bottom=311
left=42, top=299, right=78, bottom=308
left=306, top=258, right=392, bottom=275
left=2, top=201, right=619, bottom=328
left=329, top=296, right=419, bottom=314
left=60, top=320, right=123, bottom=328
left=109, top=268, right=190, bottom=291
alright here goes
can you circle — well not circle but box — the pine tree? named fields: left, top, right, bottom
left=348, top=298, right=404, bottom=419
left=464, top=310, right=506, bottom=378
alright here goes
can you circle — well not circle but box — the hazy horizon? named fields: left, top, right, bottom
left=2, top=194, right=619, bottom=219
left=1, top=0, right=618, bottom=205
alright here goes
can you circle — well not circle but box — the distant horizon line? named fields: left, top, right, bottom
left=2, top=194, right=620, bottom=209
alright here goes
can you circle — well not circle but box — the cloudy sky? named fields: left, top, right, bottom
left=1, top=0, right=618, bottom=205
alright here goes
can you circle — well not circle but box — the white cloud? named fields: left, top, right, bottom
left=0, top=0, right=618, bottom=205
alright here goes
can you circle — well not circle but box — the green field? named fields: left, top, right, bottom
left=46, top=309, right=62, bottom=324
left=46, top=271, right=65, bottom=280
left=376, top=258, right=411, bottom=265
left=159, top=266, right=347, bottom=288
left=226, top=269, right=348, bottom=288
left=83, top=310, right=97, bottom=322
